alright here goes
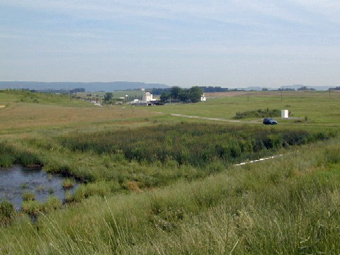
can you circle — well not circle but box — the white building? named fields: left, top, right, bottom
left=142, top=91, right=153, bottom=102
left=201, top=94, right=207, bottom=102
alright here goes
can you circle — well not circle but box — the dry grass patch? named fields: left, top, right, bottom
left=127, top=181, right=143, bottom=193
left=0, top=103, right=158, bottom=132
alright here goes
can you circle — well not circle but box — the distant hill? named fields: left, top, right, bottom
left=241, top=85, right=335, bottom=91
left=280, top=84, right=334, bottom=91
left=0, top=81, right=169, bottom=92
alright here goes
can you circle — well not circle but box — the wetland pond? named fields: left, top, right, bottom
left=0, top=165, right=78, bottom=210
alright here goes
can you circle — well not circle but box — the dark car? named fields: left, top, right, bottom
left=263, top=118, right=278, bottom=125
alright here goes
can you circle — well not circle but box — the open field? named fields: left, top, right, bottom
left=0, top=90, right=158, bottom=136
left=145, top=90, right=340, bottom=130
left=0, top=103, right=155, bottom=134
left=0, top=89, right=340, bottom=254
left=76, top=90, right=145, bottom=100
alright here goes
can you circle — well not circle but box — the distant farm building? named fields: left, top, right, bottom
left=131, top=90, right=158, bottom=106
left=142, top=91, right=155, bottom=102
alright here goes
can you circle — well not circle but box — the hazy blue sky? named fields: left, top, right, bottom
left=1, top=0, right=340, bottom=88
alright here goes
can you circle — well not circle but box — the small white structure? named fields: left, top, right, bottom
left=142, top=91, right=153, bottom=102
left=281, top=109, right=289, bottom=118
left=201, top=94, right=206, bottom=102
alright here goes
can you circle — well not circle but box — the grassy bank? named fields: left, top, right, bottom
left=1, top=137, right=340, bottom=254
left=1, top=123, right=331, bottom=199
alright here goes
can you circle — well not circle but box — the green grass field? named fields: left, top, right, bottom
left=145, top=90, right=340, bottom=129
left=0, top=89, right=340, bottom=254
left=76, top=90, right=145, bottom=101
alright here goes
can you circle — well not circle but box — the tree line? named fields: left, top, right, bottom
left=160, top=86, right=203, bottom=103
left=152, top=86, right=228, bottom=95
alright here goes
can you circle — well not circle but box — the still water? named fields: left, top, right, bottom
left=0, top=165, right=78, bottom=210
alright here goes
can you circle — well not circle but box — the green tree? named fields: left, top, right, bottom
left=188, top=86, right=202, bottom=103
left=160, top=92, right=170, bottom=102
left=178, top=90, right=190, bottom=102
left=103, top=92, right=113, bottom=103
left=170, top=86, right=182, bottom=100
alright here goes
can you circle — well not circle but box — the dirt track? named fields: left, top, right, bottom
left=171, top=113, right=262, bottom=124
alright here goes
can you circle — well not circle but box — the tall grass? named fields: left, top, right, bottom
left=59, top=123, right=328, bottom=167
left=233, top=108, right=280, bottom=119
left=0, top=141, right=42, bottom=167
left=1, top=123, right=331, bottom=206
left=1, top=138, right=340, bottom=254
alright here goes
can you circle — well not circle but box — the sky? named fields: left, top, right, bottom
left=1, top=0, right=340, bottom=88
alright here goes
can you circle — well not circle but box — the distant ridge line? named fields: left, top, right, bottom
left=0, top=81, right=169, bottom=92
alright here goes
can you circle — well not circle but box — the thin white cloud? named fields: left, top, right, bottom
left=2, top=0, right=340, bottom=25
left=291, top=0, right=340, bottom=23
left=0, top=0, right=326, bottom=25
left=1, top=0, right=340, bottom=86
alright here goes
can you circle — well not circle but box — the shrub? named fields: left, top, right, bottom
left=0, top=201, right=16, bottom=225
left=234, top=108, right=280, bottom=119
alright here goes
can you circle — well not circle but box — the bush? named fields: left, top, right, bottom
left=0, top=201, right=16, bottom=225
left=234, top=108, right=280, bottom=119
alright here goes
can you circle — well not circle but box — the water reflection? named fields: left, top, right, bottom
left=0, top=165, right=78, bottom=210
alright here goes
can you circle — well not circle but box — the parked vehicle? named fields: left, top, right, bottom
left=263, top=118, right=278, bottom=125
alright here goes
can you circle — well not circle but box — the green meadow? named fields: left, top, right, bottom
left=0, top=89, right=340, bottom=254
left=146, top=91, right=340, bottom=129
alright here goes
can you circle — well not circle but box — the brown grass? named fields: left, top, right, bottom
left=127, top=181, right=143, bottom=193
left=0, top=103, right=158, bottom=132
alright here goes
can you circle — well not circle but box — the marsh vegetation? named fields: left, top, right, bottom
left=0, top=89, right=339, bottom=254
